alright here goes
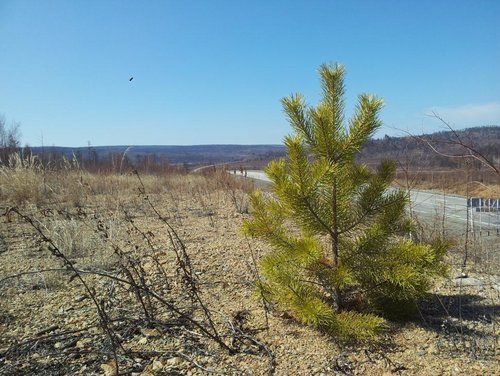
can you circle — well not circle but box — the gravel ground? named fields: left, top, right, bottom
left=0, top=187, right=498, bottom=375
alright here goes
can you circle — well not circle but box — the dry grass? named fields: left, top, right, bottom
left=0, top=153, right=250, bottom=208
left=394, top=168, right=500, bottom=197
left=43, top=218, right=118, bottom=268
left=0, top=153, right=46, bottom=205
left=0, top=153, right=90, bottom=206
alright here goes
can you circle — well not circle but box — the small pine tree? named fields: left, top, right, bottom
left=242, top=63, right=447, bottom=340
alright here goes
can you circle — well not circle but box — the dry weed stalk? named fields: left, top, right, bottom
left=1, top=170, right=276, bottom=375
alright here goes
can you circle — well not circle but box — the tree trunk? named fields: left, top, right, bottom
left=331, top=176, right=342, bottom=311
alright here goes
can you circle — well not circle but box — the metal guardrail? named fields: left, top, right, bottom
left=467, top=198, right=500, bottom=212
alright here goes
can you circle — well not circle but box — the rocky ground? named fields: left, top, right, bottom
left=0, top=177, right=498, bottom=375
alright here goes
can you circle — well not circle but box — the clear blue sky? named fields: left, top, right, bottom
left=1, top=0, right=499, bottom=147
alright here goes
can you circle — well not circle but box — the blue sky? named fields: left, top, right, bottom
left=1, top=1, right=499, bottom=147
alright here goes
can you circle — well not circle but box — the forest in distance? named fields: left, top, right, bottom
left=25, top=125, right=500, bottom=171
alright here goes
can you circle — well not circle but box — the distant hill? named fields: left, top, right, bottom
left=358, top=125, right=500, bottom=170
left=27, top=126, right=500, bottom=170
left=29, top=144, right=286, bottom=168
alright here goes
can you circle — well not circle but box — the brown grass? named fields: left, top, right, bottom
left=394, top=168, right=500, bottom=197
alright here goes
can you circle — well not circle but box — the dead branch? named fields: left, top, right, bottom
left=422, top=113, right=499, bottom=175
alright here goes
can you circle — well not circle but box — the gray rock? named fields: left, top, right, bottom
left=450, top=277, right=483, bottom=286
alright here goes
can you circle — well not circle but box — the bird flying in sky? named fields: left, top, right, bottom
left=129, top=77, right=134, bottom=81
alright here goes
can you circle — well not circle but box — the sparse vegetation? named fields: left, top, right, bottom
left=0, top=148, right=498, bottom=374
left=0, top=162, right=276, bottom=375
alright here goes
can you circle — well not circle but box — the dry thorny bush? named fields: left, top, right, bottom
left=0, top=163, right=274, bottom=375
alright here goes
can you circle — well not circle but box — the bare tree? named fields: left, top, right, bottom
left=422, top=113, right=499, bottom=176
left=0, top=115, right=22, bottom=163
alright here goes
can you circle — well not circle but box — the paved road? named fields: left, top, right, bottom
left=192, top=160, right=246, bottom=173
left=409, top=190, right=500, bottom=233
left=242, top=170, right=500, bottom=234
